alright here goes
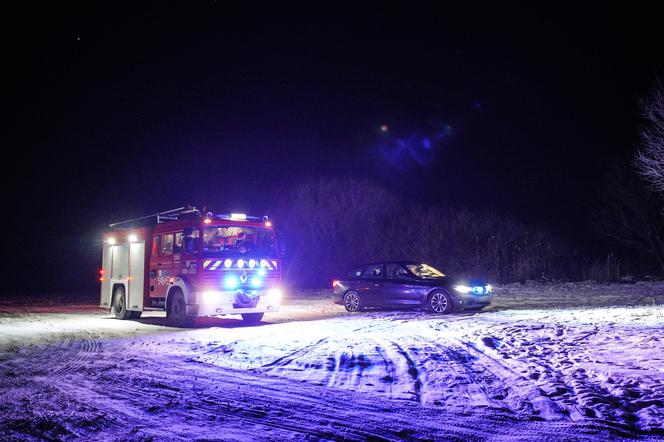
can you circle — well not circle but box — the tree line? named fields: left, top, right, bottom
left=276, top=81, right=664, bottom=287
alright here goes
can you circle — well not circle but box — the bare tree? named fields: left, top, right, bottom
left=635, top=81, right=664, bottom=195
left=595, top=163, right=664, bottom=272
left=277, top=178, right=400, bottom=285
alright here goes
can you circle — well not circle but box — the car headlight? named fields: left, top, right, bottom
left=454, top=285, right=472, bottom=293
left=455, top=285, right=492, bottom=295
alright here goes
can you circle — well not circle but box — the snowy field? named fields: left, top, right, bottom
left=1, top=282, right=664, bottom=441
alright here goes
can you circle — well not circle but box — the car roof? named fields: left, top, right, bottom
left=357, top=261, right=422, bottom=267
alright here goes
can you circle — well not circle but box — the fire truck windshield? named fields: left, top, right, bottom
left=202, top=226, right=277, bottom=257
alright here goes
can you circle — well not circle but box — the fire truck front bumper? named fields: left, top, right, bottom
left=187, top=288, right=282, bottom=317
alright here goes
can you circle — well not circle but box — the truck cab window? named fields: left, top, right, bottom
left=202, top=226, right=276, bottom=256
left=183, top=229, right=199, bottom=254
left=152, top=236, right=161, bottom=256
left=174, top=232, right=183, bottom=253
left=161, top=234, right=174, bottom=255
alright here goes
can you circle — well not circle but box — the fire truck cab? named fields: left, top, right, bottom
left=100, top=206, right=283, bottom=325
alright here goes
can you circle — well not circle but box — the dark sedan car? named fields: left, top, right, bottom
left=332, top=262, right=493, bottom=314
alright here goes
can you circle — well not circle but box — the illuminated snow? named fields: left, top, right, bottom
left=1, top=282, right=663, bottom=439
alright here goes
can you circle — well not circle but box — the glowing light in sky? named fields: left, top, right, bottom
left=378, top=125, right=452, bottom=170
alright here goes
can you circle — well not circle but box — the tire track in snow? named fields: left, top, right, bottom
left=254, top=318, right=426, bottom=402
left=383, top=338, right=423, bottom=403
left=47, top=328, right=101, bottom=377
left=475, top=322, right=591, bottom=421
left=1, top=308, right=652, bottom=441
left=474, top=320, right=664, bottom=427
left=49, top=353, right=434, bottom=441
left=260, top=335, right=332, bottom=369
left=406, top=334, right=497, bottom=408
left=426, top=319, right=570, bottom=420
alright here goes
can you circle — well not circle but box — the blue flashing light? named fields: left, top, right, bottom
left=456, top=284, right=491, bottom=295
left=258, top=268, right=267, bottom=277
left=250, top=277, right=262, bottom=288
left=224, top=275, right=239, bottom=290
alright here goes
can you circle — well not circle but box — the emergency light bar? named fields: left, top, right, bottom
left=216, top=213, right=270, bottom=222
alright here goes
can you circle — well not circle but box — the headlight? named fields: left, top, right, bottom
left=454, top=285, right=472, bottom=293
left=266, top=288, right=282, bottom=302
left=201, top=291, right=222, bottom=304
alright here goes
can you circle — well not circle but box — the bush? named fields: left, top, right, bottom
left=276, top=178, right=576, bottom=287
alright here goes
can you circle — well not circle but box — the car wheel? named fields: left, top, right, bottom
left=343, top=291, right=361, bottom=312
left=241, top=313, right=264, bottom=323
left=427, top=290, right=452, bottom=314
left=168, top=289, right=193, bottom=327
left=112, top=286, right=132, bottom=320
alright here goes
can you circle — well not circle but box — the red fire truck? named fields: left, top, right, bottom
left=100, top=206, right=283, bottom=325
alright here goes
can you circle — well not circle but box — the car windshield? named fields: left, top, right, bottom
left=202, top=226, right=277, bottom=257
left=406, top=263, right=445, bottom=279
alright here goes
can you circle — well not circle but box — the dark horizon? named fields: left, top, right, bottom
left=5, top=3, right=663, bottom=294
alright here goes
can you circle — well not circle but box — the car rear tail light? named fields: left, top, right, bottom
left=332, top=280, right=340, bottom=288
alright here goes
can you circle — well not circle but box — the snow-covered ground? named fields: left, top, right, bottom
left=1, top=282, right=664, bottom=440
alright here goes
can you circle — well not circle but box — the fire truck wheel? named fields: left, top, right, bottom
left=112, top=286, right=132, bottom=320
left=167, top=290, right=193, bottom=327
left=241, top=313, right=264, bottom=323
left=427, top=290, right=453, bottom=314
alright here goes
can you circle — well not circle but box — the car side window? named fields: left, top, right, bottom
left=349, top=267, right=365, bottom=278
left=362, top=264, right=383, bottom=279
left=386, top=264, right=409, bottom=279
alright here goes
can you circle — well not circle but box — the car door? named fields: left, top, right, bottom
left=357, top=263, right=385, bottom=306
left=383, top=263, right=423, bottom=306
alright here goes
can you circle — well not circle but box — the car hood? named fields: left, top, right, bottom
left=409, top=277, right=488, bottom=288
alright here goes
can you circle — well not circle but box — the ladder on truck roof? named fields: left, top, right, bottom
left=108, top=206, right=202, bottom=229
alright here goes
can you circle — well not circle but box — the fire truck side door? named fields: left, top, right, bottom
left=127, top=240, right=145, bottom=311
left=150, top=234, right=174, bottom=298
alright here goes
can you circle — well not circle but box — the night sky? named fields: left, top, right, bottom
left=5, top=3, right=663, bottom=294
